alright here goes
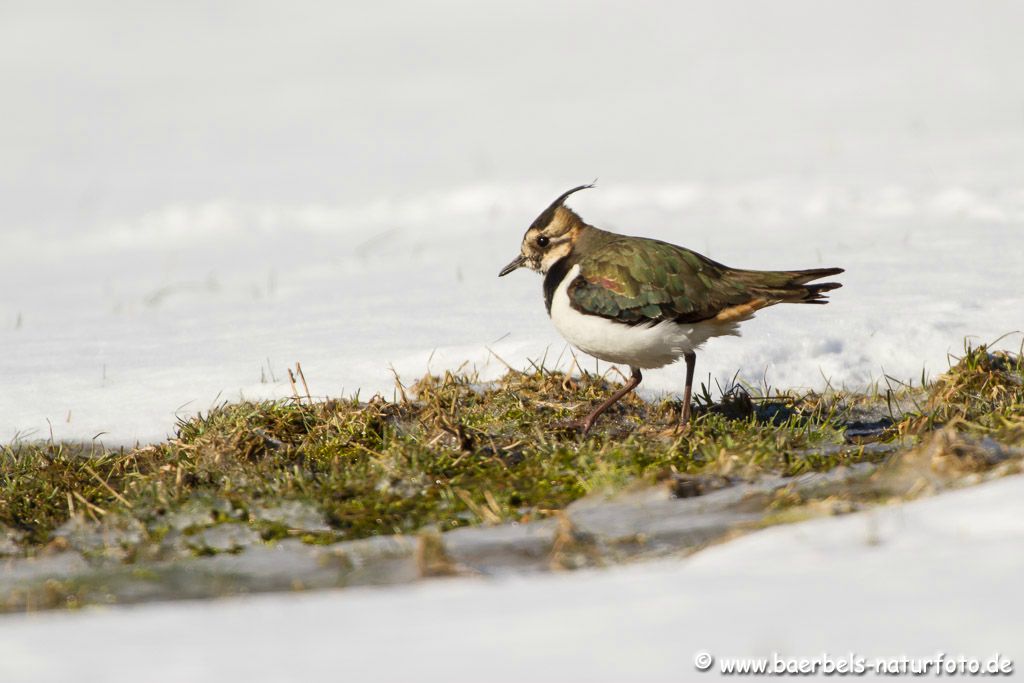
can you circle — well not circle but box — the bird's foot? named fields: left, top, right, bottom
left=658, top=420, right=692, bottom=438
left=552, top=417, right=595, bottom=436
left=661, top=403, right=695, bottom=437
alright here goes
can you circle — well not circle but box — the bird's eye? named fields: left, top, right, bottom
left=536, top=235, right=550, bottom=247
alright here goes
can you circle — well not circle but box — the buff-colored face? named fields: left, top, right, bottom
left=498, top=185, right=592, bottom=277
left=512, top=207, right=578, bottom=274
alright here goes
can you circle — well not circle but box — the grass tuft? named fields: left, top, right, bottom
left=896, top=341, right=1024, bottom=441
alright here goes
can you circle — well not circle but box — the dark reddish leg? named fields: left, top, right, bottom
left=680, top=351, right=696, bottom=428
left=577, top=366, right=642, bottom=435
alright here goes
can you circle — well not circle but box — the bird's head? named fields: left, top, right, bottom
left=498, top=183, right=593, bottom=277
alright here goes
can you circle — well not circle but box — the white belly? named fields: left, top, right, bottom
left=549, top=264, right=740, bottom=369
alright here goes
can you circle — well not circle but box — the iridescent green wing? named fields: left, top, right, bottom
left=567, top=237, right=753, bottom=324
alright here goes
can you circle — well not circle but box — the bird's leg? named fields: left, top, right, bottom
left=679, top=351, right=697, bottom=428
left=576, top=366, right=642, bottom=435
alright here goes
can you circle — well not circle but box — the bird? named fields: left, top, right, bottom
left=498, top=184, right=843, bottom=435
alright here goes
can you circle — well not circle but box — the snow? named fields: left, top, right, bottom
left=2, top=473, right=1021, bottom=682
left=2, top=1, right=1024, bottom=444
left=2, top=179, right=1021, bottom=444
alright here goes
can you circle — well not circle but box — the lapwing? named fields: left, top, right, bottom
left=498, top=184, right=843, bottom=434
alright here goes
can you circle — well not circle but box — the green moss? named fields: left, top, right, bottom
left=1, top=343, right=1021, bottom=555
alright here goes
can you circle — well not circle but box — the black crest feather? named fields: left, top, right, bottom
left=529, top=182, right=596, bottom=230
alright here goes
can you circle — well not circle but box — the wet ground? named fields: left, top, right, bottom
left=4, top=436, right=1018, bottom=614
left=3, top=367, right=1021, bottom=614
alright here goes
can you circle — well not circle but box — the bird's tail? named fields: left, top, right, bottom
left=709, top=267, right=843, bottom=323
left=734, top=266, right=845, bottom=304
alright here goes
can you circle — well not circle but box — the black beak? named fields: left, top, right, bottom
left=498, top=255, right=527, bottom=277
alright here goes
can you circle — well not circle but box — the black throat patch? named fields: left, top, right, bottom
left=542, top=256, right=573, bottom=315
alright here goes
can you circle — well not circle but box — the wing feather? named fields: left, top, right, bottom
left=566, top=237, right=842, bottom=325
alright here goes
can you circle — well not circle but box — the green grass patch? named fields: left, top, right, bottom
left=2, top=341, right=1022, bottom=555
